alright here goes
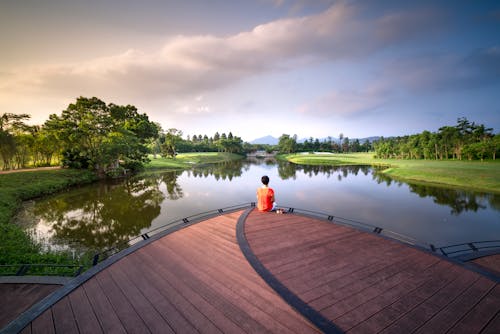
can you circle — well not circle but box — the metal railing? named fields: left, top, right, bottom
left=436, top=240, right=500, bottom=258
left=0, top=264, right=84, bottom=277
left=91, top=202, right=255, bottom=265
left=281, top=206, right=500, bottom=259
left=280, top=206, right=428, bottom=248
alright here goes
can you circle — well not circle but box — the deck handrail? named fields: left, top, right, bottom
left=0, top=264, right=84, bottom=277
left=90, top=202, right=500, bottom=266
left=91, top=202, right=255, bottom=265
left=278, top=206, right=500, bottom=259
left=437, top=240, right=500, bottom=258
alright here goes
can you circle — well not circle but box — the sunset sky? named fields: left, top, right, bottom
left=1, top=0, right=499, bottom=141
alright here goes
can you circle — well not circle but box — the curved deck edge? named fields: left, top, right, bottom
left=236, top=208, right=344, bottom=334
left=1, top=206, right=250, bottom=334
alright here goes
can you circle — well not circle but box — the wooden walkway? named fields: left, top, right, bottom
left=2, top=207, right=500, bottom=333
left=244, top=210, right=500, bottom=333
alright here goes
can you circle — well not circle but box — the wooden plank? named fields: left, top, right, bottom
left=95, top=270, right=150, bottom=334
left=31, top=309, right=54, bottom=334
left=126, top=251, right=223, bottom=334
left=107, top=262, right=175, bottom=334
left=67, top=285, right=103, bottom=333
left=482, top=311, right=500, bottom=334
left=137, top=247, right=247, bottom=334
left=116, top=256, right=200, bottom=333
left=446, top=284, right=500, bottom=333
left=308, top=249, right=432, bottom=310
left=82, top=278, right=127, bottom=334
left=413, top=276, right=496, bottom=334
left=150, top=241, right=283, bottom=333
left=51, top=296, right=78, bottom=334
left=378, top=269, right=479, bottom=334
left=347, top=261, right=458, bottom=334
left=0, top=283, right=60, bottom=329
left=157, top=226, right=318, bottom=333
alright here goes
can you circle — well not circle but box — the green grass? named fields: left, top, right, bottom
left=145, top=152, right=244, bottom=169
left=0, top=169, right=97, bottom=271
left=281, top=152, right=500, bottom=193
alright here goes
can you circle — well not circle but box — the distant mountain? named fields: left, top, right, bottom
left=250, top=135, right=279, bottom=145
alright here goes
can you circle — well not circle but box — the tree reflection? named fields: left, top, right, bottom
left=277, top=161, right=371, bottom=181
left=32, top=177, right=165, bottom=251
left=186, top=160, right=245, bottom=181
left=372, top=170, right=498, bottom=215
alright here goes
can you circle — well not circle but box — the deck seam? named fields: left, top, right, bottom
left=236, top=208, right=344, bottom=334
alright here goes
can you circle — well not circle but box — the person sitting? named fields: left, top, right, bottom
left=256, top=175, right=276, bottom=212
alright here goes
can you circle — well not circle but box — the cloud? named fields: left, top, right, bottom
left=298, top=86, right=387, bottom=117
left=378, top=46, right=500, bottom=93
left=1, top=1, right=450, bottom=119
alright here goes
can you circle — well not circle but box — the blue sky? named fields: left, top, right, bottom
left=1, top=0, right=499, bottom=141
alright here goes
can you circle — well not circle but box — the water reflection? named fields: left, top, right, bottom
left=15, top=159, right=499, bottom=254
left=187, top=159, right=246, bottom=181
left=277, top=161, right=372, bottom=180
left=281, top=162, right=498, bottom=215
left=24, top=177, right=165, bottom=251
left=374, top=171, right=498, bottom=215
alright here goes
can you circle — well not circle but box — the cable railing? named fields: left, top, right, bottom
left=280, top=206, right=427, bottom=249
left=91, top=202, right=255, bottom=265
left=435, top=240, right=500, bottom=259
left=0, top=264, right=84, bottom=277
left=3, top=203, right=497, bottom=279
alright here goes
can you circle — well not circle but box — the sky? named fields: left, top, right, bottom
left=1, top=0, right=499, bottom=141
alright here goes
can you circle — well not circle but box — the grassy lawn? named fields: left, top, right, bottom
left=145, top=152, right=244, bottom=169
left=282, top=152, right=500, bottom=194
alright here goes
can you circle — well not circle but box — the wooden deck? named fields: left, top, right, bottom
left=0, top=284, right=61, bottom=329
left=2, top=207, right=500, bottom=333
left=244, top=210, right=500, bottom=333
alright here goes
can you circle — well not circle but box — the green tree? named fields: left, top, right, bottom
left=0, top=113, right=31, bottom=170
left=278, top=134, right=297, bottom=154
left=161, top=128, right=183, bottom=158
left=44, top=97, right=157, bottom=175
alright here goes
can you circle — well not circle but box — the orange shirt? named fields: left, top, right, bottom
left=257, top=187, right=274, bottom=211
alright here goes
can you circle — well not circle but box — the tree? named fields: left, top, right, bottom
left=161, top=128, right=183, bottom=158
left=278, top=134, right=297, bottom=154
left=44, top=96, right=157, bottom=175
left=0, top=113, right=31, bottom=170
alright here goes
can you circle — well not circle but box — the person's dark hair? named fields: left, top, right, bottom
left=261, top=175, right=269, bottom=185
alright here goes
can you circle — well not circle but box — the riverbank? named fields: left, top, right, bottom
left=0, top=169, right=98, bottom=272
left=0, top=152, right=244, bottom=272
left=144, top=152, right=244, bottom=169
left=281, top=152, right=500, bottom=194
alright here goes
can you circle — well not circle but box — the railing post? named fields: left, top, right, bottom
left=92, top=254, right=100, bottom=266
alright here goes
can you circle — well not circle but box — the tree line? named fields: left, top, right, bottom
left=0, top=96, right=246, bottom=175
left=373, top=118, right=499, bottom=161
left=1, top=97, right=159, bottom=176
left=153, top=130, right=244, bottom=158
left=275, top=134, right=373, bottom=154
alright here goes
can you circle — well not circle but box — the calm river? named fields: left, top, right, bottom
left=14, top=159, right=500, bottom=255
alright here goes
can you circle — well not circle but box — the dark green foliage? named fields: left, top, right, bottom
left=373, top=118, right=498, bottom=161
